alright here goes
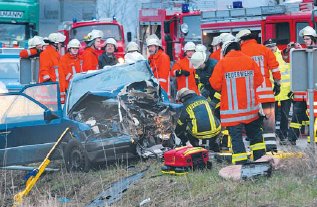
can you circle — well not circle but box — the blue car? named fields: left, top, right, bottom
left=0, top=60, right=180, bottom=171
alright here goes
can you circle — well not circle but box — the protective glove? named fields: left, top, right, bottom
left=287, top=91, right=294, bottom=100
left=273, top=82, right=281, bottom=96
left=175, top=70, right=190, bottom=77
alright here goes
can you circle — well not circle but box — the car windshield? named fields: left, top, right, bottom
left=0, top=23, right=26, bottom=45
left=0, top=58, right=20, bottom=81
left=183, top=15, right=201, bottom=43
left=70, top=24, right=122, bottom=41
left=67, top=61, right=153, bottom=112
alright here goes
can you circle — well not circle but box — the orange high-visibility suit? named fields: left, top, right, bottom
left=82, top=47, right=99, bottom=71
left=209, top=48, right=221, bottom=61
left=39, top=45, right=66, bottom=102
left=19, top=48, right=40, bottom=59
left=148, top=49, right=170, bottom=94
left=240, top=39, right=280, bottom=103
left=171, top=57, right=199, bottom=94
left=209, top=50, right=263, bottom=127
left=59, top=53, right=83, bottom=89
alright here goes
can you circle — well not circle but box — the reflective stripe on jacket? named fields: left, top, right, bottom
left=175, top=94, right=221, bottom=139
left=171, top=57, right=199, bottom=94
left=209, top=50, right=263, bottom=127
left=148, top=49, right=171, bottom=94
left=241, top=39, right=280, bottom=103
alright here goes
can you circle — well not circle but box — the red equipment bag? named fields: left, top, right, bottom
left=161, top=146, right=211, bottom=175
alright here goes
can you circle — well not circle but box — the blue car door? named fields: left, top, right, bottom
left=0, top=83, right=67, bottom=166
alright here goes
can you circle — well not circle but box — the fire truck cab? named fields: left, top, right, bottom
left=58, top=18, right=126, bottom=58
left=138, top=3, right=201, bottom=62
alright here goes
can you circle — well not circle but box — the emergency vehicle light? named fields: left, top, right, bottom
left=182, top=3, right=189, bottom=13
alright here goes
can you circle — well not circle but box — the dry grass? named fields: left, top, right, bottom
left=1, top=153, right=317, bottom=207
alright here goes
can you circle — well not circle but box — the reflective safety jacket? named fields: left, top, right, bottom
left=148, top=49, right=171, bottom=94
left=241, top=39, right=280, bottom=103
left=209, top=50, right=264, bottom=127
left=82, top=47, right=99, bottom=71
left=273, top=49, right=291, bottom=102
left=171, top=57, right=199, bottom=94
left=209, top=48, right=221, bottom=61
left=39, top=45, right=66, bottom=102
left=19, top=48, right=41, bottom=59
left=59, top=53, right=83, bottom=89
left=175, top=94, right=221, bottom=139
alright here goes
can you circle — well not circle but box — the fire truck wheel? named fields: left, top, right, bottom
left=64, top=140, right=90, bottom=172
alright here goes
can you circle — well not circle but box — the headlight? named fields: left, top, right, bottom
left=181, top=23, right=189, bottom=34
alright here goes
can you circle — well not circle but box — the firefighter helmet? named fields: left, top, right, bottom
left=86, top=29, right=104, bottom=41
left=235, top=29, right=251, bottom=42
left=183, top=41, right=196, bottom=51
left=105, top=38, right=117, bottom=48
left=222, top=41, right=240, bottom=57
left=195, top=44, right=207, bottom=53
left=146, top=34, right=161, bottom=47
left=176, top=88, right=196, bottom=101
left=126, top=41, right=139, bottom=52
left=221, top=33, right=235, bottom=43
left=299, top=26, right=317, bottom=38
left=211, top=36, right=221, bottom=46
left=67, top=39, right=81, bottom=49
left=28, top=36, right=45, bottom=49
left=48, top=33, right=66, bottom=43
left=191, top=51, right=206, bottom=69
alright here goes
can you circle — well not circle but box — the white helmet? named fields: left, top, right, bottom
left=86, top=29, right=104, bottom=41
left=195, top=44, right=207, bottom=53
left=211, top=36, right=221, bottom=46
left=124, top=52, right=145, bottom=63
left=190, top=51, right=206, bottom=69
left=105, top=38, right=117, bottom=48
left=299, top=26, right=317, bottom=37
left=126, top=41, right=139, bottom=52
left=176, top=88, right=195, bottom=101
left=68, top=39, right=81, bottom=48
left=183, top=41, right=196, bottom=51
left=221, top=33, right=235, bottom=43
left=146, top=34, right=161, bottom=47
left=28, top=36, right=45, bottom=49
left=235, top=29, right=251, bottom=42
left=48, top=33, right=66, bottom=43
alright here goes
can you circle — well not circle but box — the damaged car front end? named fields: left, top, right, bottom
left=65, top=60, right=181, bottom=169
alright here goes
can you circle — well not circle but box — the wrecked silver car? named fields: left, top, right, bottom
left=65, top=60, right=180, bottom=170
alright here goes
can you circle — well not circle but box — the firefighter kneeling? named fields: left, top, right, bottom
left=175, top=88, right=221, bottom=151
left=210, top=41, right=266, bottom=164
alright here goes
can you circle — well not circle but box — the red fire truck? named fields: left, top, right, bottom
left=58, top=18, right=126, bottom=58
left=138, top=5, right=201, bottom=61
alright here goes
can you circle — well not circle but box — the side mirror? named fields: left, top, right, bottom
left=127, top=32, right=132, bottom=42
left=164, top=21, right=170, bottom=34
left=44, top=110, right=59, bottom=122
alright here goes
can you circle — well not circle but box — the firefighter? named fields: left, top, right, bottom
left=124, top=41, right=145, bottom=63
left=210, top=41, right=265, bottom=164
left=146, top=34, right=170, bottom=94
left=288, top=26, right=317, bottom=144
left=236, top=29, right=281, bottom=152
left=209, top=36, right=221, bottom=60
left=59, top=39, right=83, bottom=89
left=209, top=33, right=235, bottom=61
left=264, top=39, right=292, bottom=144
left=82, top=29, right=103, bottom=71
left=98, top=37, right=118, bottom=68
left=171, top=41, right=199, bottom=94
left=38, top=32, right=66, bottom=103
left=175, top=88, right=221, bottom=151
left=20, top=36, right=45, bottom=59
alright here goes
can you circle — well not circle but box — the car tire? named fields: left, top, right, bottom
left=64, top=140, right=90, bottom=172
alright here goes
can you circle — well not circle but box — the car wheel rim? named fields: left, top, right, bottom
left=70, top=148, right=83, bottom=170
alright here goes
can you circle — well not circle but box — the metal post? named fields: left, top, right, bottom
left=30, top=58, right=36, bottom=84
left=307, top=48, right=315, bottom=151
